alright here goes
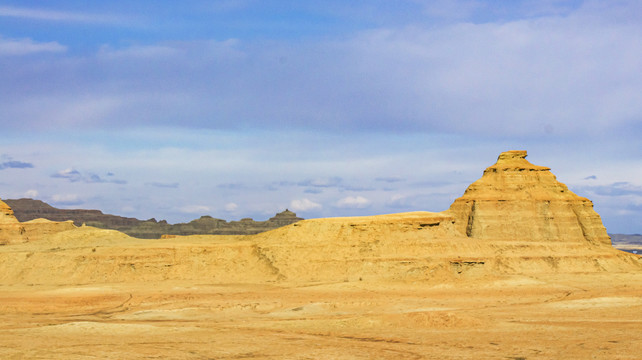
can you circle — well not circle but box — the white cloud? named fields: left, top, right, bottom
left=3, top=5, right=642, bottom=137
left=0, top=5, right=120, bottom=23
left=50, top=194, right=82, bottom=205
left=331, top=15, right=642, bottom=136
left=290, top=198, right=322, bottom=212
left=336, top=196, right=371, bottom=209
left=97, top=44, right=180, bottom=59
left=51, top=168, right=82, bottom=182
left=50, top=168, right=126, bottom=184
left=24, top=189, right=39, bottom=198
left=298, top=177, right=343, bottom=188
left=179, top=205, right=211, bottom=214
left=0, top=36, right=66, bottom=56
left=387, top=194, right=410, bottom=208
left=224, top=202, right=239, bottom=212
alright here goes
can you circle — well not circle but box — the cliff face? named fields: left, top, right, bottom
left=5, top=199, right=303, bottom=238
left=448, top=150, right=610, bottom=245
left=0, top=198, right=75, bottom=245
left=5, top=199, right=145, bottom=227
left=0, top=198, right=26, bottom=245
left=0, top=198, right=19, bottom=224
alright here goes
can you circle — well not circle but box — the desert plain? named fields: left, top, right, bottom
left=1, top=150, right=641, bottom=359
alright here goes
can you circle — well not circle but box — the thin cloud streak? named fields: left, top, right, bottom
left=146, top=182, right=179, bottom=189
left=0, top=36, right=66, bottom=55
left=0, top=160, right=34, bottom=170
left=0, top=5, right=123, bottom=24
left=51, top=168, right=127, bottom=184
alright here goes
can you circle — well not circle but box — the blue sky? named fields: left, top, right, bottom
left=1, top=0, right=641, bottom=233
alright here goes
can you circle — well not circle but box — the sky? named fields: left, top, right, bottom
left=1, top=0, right=641, bottom=234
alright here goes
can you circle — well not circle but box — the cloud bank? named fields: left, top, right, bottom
left=1, top=1, right=641, bottom=233
left=1, top=1, right=641, bottom=138
left=0, top=160, right=34, bottom=170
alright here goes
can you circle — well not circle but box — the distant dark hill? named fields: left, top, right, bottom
left=5, top=198, right=303, bottom=239
left=6, top=199, right=144, bottom=227
left=609, top=233, right=642, bottom=254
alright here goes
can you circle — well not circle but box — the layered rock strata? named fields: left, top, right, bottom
left=448, top=150, right=610, bottom=245
left=6, top=199, right=303, bottom=238
left=5, top=198, right=142, bottom=226
left=0, top=151, right=639, bottom=286
left=0, top=198, right=27, bottom=245
left=0, top=198, right=75, bottom=245
left=0, top=198, right=19, bottom=224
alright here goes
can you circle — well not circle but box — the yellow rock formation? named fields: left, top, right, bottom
left=0, top=198, right=76, bottom=245
left=0, top=198, right=18, bottom=224
left=0, top=151, right=639, bottom=286
left=449, top=150, right=610, bottom=244
left=0, top=198, right=27, bottom=245
left=1, top=151, right=641, bottom=359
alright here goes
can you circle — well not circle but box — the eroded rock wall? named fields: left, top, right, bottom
left=448, top=150, right=611, bottom=245
left=0, top=198, right=28, bottom=245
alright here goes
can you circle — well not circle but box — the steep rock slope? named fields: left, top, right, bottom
left=0, top=198, right=75, bottom=245
left=448, top=150, right=610, bottom=244
left=0, top=198, right=27, bottom=245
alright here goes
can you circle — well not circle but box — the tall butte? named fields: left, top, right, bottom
left=448, top=150, right=610, bottom=245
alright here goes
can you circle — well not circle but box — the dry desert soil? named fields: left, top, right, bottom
left=1, top=273, right=642, bottom=359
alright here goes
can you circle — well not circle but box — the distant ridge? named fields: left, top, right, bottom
left=5, top=198, right=303, bottom=239
left=610, top=234, right=642, bottom=254
left=5, top=199, right=143, bottom=227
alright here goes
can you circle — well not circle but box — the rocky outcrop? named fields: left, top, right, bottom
left=0, top=199, right=18, bottom=224
left=448, top=150, right=611, bottom=245
left=123, top=210, right=302, bottom=238
left=0, top=198, right=27, bottom=245
left=0, top=198, right=75, bottom=245
left=0, top=151, right=639, bottom=286
left=5, top=199, right=147, bottom=228
left=5, top=199, right=303, bottom=238
left=267, top=209, right=304, bottom=226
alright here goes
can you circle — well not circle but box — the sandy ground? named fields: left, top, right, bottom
left=1, top=273, right=641, bottom=359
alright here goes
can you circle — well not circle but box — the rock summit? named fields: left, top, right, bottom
left=449, top=150, right=610, bottom=244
